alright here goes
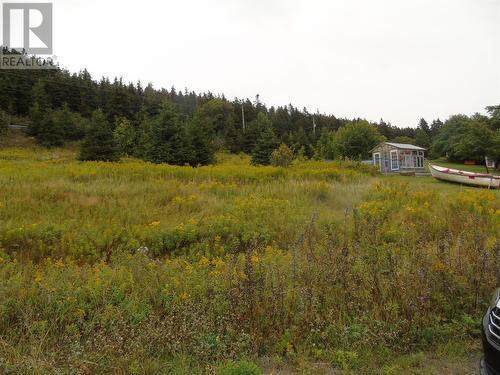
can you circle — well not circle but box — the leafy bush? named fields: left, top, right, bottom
left=114, top=117, right=137, bottom=156
left=217, top=360, right=261, bottom=375
left=271, top=144, right=294, bottom=167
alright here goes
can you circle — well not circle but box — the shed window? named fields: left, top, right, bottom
left=390, top=150, right=399, bottom=170
left=373, top=152, right=381, bottom=168
left=413, top=155, right=424, bottom=168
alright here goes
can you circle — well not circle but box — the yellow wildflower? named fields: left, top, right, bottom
left=209, top=270, right=220, bottom=278
left=34, top=270, right=43, bottom=283
left=434, top=261, right=445, bottom=272
left=198, top=256, right=209, bottom=267
left=212, top=257, right=225, bottom=268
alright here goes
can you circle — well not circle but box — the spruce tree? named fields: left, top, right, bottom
left=187, top=121, right=214, bottom=166
left=0, top=110, right=9, bottom=135
left=251, top=126, right=279, bottom=165
left=79, top=110, right=119, bottom=162
left=37, top=110, right=65, bottom=148
left=241, top=112, right=271, bottom=153
left=52, top=104, right=86, bottom=141
left=144, top=102, right=191, bottom=165
left=28, top=80, right=50, bottom=138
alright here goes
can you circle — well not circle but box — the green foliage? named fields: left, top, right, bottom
left=414, top=128, right=430, bottom=149
left=270, top=143, right=294, bottom=167
left=242, top=112, right=271, bottom=154
left=52, top=104, right=87, bottom=141
left=333, top=120, right=384, bottom=159
left=27, top=80, right=50, bottom=138
left=486, top=105, right=500, bottom=130
left=113, top=117, right=137, bottom=156
left=454, top=121, right=498, bottom=163
left=251, top=125, right=279, bottom=165
left=292, top=126, right=312, bottom=157
left=314, top=128, right=336, bottom=160
left=0, top=109, right=9, bottom=134
left=192, top=99, right=236, bottom=147
left=79, top=109, right=119, bottom=161
left=217, top=360, right=261, bottom=375
left=37, top=110, right=65, bottom=148
left=143, top=102, right=191, bottom=165
left=391, top=136, right=415, bottom=145
left=431, top=113, right=499, bottom=166
left=187, top=120, right=215, bottom=166
left=331, top=350, right=360, bottom=370
left=3, top=53, right=475, bottom=167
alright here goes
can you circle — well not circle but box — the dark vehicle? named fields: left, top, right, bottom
left=482, top=288, right=500, bottom=375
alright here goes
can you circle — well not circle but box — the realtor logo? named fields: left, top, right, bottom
left=3, top=3, right=53, bottom=54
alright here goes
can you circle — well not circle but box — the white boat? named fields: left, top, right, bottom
left=429, top=164, right=500, bottom=189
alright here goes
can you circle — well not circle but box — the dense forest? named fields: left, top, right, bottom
left=0, top=49, right=499, bottom=168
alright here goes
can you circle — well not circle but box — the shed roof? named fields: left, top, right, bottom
left=372, top=142, right=426, bottom=152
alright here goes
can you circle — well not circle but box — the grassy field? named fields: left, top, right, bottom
left=0, top=141, right=499, bottom=374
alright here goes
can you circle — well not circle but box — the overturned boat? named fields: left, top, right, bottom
left=429, top=164, right=500, bottom=188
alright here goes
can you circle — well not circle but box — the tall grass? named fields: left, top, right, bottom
left=0, top=148, right=498, bottom=374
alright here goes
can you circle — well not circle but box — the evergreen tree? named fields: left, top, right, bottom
left=292, top=126, right=312, bottom=157
left=187, top=121, right=214, bottom=166
left=28, top=80, right=50, bottom=138
left=430, top=119, right=443, bottom=138
left=271, top=106, right=293, bottom=139
left=251, top=126, right=279, bottom=165
left=52, top=104, right=86, bottom=141
left=36, top=111, right=65, bottom=148
left=418, top=118, right=430, bottom=135
left=79, top=110, right=119, bottom=161
left=414, top=128, right=430, bottom=149
left=242, top=112, right=271, bottom=154
left=135, top=117, right=154, bottom=159
left=0, top=110, right=9, bottom=136
left=144, top=102, right=191, bottom=165
left=391, top=136, right=415, bottom=144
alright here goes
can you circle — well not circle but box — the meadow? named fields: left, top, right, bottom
left=0, top=144, right=499, bottom=374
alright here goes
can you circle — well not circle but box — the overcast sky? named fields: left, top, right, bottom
left=48, top=0, right=500, bottom=126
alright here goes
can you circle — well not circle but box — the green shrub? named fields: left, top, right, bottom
left=217, top=360, right=261, bottom=375
left=270, top=144, right=294, bottom=167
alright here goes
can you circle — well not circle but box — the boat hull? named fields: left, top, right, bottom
left=429, top=164, right=500, bottom=188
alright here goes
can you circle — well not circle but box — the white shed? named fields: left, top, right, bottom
left=371, top=142, right=426, bottom=173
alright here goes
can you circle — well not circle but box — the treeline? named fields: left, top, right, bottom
left=430, top=110, right=500, bottom=167
left=0, top=48, right=498, bottom=167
